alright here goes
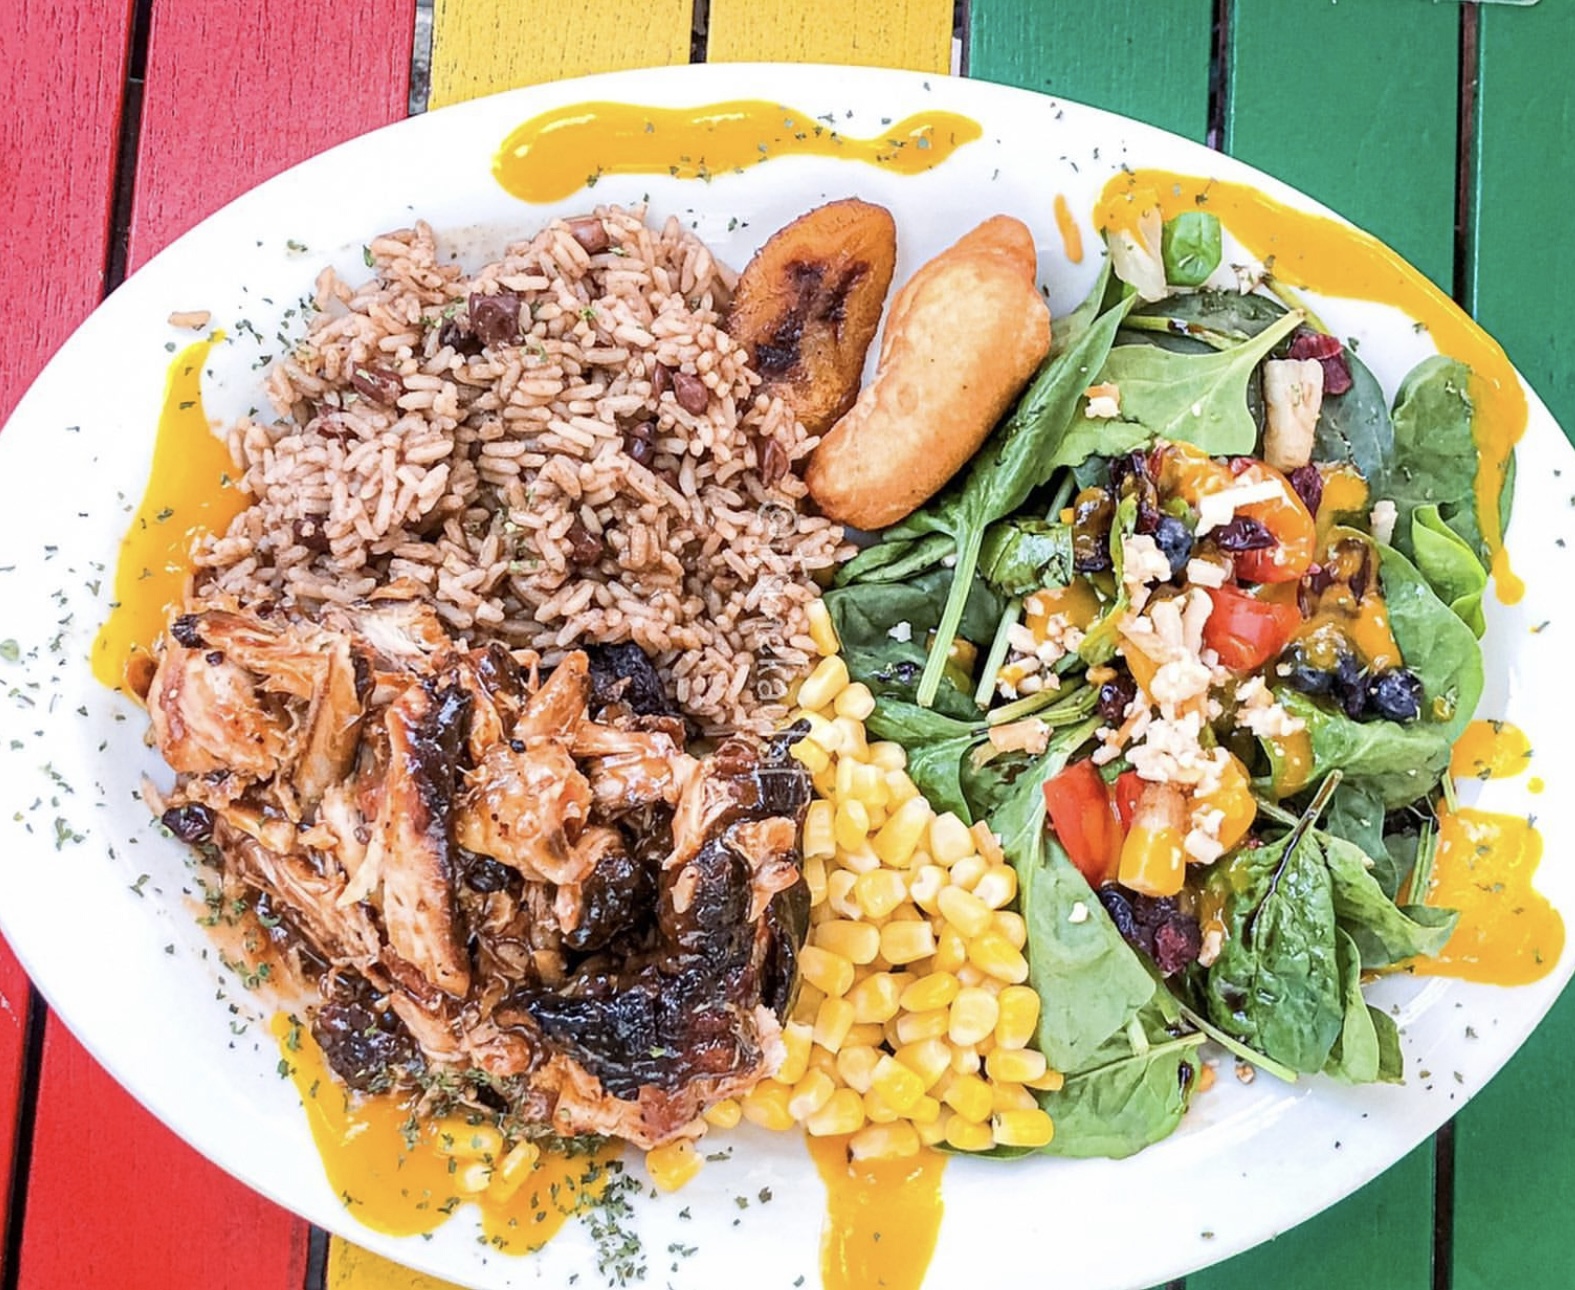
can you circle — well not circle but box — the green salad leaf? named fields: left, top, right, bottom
left=1322, top=928, right=1403, bottom=1085
left=1036, top=1028, right=1206, bottom=1158
left=1161, top=212, right=1223, bottom=288
left=1321, top=830, right=1457, bottom=969
left=978, top=519, right=1074, bottom=598
left=865, top=698, right=982, bottom=821
left=1411, top=504, right=1488, bottom=637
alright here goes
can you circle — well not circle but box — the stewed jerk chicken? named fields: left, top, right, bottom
left=145, top=590, right=810, bottom=1148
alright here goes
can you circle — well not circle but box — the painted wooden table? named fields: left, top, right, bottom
left=1, top=1, right=1572, bottom=1287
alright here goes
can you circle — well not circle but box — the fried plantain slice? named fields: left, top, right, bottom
left=726, top=198, right=897, bottom=436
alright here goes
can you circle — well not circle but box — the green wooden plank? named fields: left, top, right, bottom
left=1466, top=0, right=1575, bottom=436
left=967, top=0, right=1213, bottom=143
left=1188, top=1143, right=1435, bottom=1290
left=1225, top=0, right=1460, bottom=291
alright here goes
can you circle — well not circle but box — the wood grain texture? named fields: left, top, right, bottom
left=0, top=0, right=133, bottom=424
left=968, top=0, right=1213, bottom=142
left=329, top=1239, right=467, bottom=1290
left=1187, top=1142, right=1434, bottom=1289
left=128, top=0, right=415, bottom=270
left=707, top=0, right=952, bottom=72
left=1466, top=0, right=1575, bottom=434
left=16, top=1024, right=309, bottom=1289
left=428, top=0, right=693, bottom=109
left=1226, top=0, right=1460, bottom=291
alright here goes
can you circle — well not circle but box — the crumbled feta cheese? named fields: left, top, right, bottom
left=888, top=621, right=913, bottom=643
left=1184, top=827, right=1226, bottom=866
left=1121, top=534, right=1173, bottom=609
left=1370, top=498, right=1398, bottom=547
left=1069, top=901, right=1090, bottom=924
left=1006, top=622, right=1038, bottom=654
left=1233, top=674, right=1307, bottom=739
left=1084, top=382, right=1122, bottom=419
left=1149, top=657, right=1213, bottom=707
left=1262, top=358, right=1324, bottom=472
left=1186, top=557, right=1228, bottom=589
left=1195, top=479, right=1283, bottom=536
left=1230, top=259, right=1269, bottom=293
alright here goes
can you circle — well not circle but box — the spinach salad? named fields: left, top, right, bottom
left=824, top=217, right=1507, bottom=1158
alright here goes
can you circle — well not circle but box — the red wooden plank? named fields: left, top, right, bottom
left=128, top=0, right=417, bottom=270
left=0, top=0, right=134, bottom=424
left=17, top=1024, right=311, bottom=1290
left=9, top=4, right=418, bottom=1285
left=0, top=940, right=33, bottom=1225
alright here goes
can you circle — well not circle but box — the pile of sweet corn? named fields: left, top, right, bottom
left=716, top=599, right=1059, bottom=1163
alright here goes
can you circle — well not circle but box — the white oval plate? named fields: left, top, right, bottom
left=0, top=62, right=1570, bottom=1290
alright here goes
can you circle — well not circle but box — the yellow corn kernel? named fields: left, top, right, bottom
left=846, top=1022, right=887, bottom=1048
left=992, top=910, right=1028, bottom=950
left=868, top=740, right=907, bottom=772
left=813, top=996, right=856, bottom=1053
left=807, top=599, right=840, bottom=656
left=803, top=854, right=829, bottom=910
left=835, top=1044, right=883, bottom=1094
left=993, top=1108, right=1055, bottom=1149
left=833, top=715, right=870, bottom=761
left=646, top=1139, right=703, bottom=1192
left=899, top=971, right=960, bottom=1013
left=833, top=754, right=859, bottom=802
left=834, top=799, right=871, bottom=851
left=790, top=737, right=830, bottom=775
left=808, top=1045, right=839, bottom=1077
left=800, top=710, right=841, bottom=753
left=916, top=1114, right=950, bottom=1148
left=812, top=761, right=839, bottom=800
left=854, top=869, right=909, bottom=921
left=805, top=1087, right=866, bottom=1137
left=933, top=924, right=969, bottom=974
left=937, top=885, right=994, bottom=938
left=895, top=1008, right=950, bottom=1045
left=942, top=1072, right=994, bottom=1123
left=945, top=1114, right=995, bottom=1152
left=873, top=796, right=934, bottom=868
left=849, top=1120, right=922, bottom=1162
left=703, top=1099, right=743, bottom=1130
left=488, top=1140, right=541, bottom=1202
left=948, top=852, right=989, bottom=892
left=870, top=1054, right=925, bottom=1114
left=910, top=1094, right=942, bottom=1126
left=837, top=843, right=881, bottom=876
left=846, top=972, right=903, bottom=1025
left=827, top=869, right=860, bottom=919
left=956, top=963, right=987, bottom=989
left=798, top=654, right=850, bottom=711
left=789, top=1069, right=838, bottom=1121
left=880, top=920, right=937, bottom=966
left=834, top=682, right=876, bottom=721
left=803, top=800, right=836, bottom=861
left=800, top=945, right=855, bottom=998
left=776, top=1021, right=814, bottom=1085
left=863, top=1087, right=900, bottom=1124
left=949, top=987, right=1001, bottom=1047
left=863, top=801, right=890, bottom=832
left=969, top=931, right=1030, bottom=984
left=971, top=822, right=1006, bottom=865
left=433, top=1120, right=503, bottom=1159
left=950, top=1045, right=982, bottom=1076
left=995, top=986, right=1041, bottom=1050
left=895, top=1038, right=952, bottom=1089
left=986, top=1047, right=1049, bottom=1084
left=927, top=812, right=975, bottom=865
left=908, top=864, right=948, bottom=914
left=974, top=865, right=1018, bottom=910
left=814, top=920, right=881, bottom=966
left=1025, top=1067, right=1066, bottom=1092
left=883, top=770, right=921, bottom=806
left=991, top=1081, right=1038, bottom=1114
left=456, top=1160, right=494, bottom=1193
left=741, top=1079, right=796, bottom=1131
left=791, top=983, right=826, bottom=1026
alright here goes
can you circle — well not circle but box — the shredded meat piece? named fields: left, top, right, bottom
left=146, top=594, right=809, bottom=1148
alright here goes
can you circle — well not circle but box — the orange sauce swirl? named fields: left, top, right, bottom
left=808, top=1135, right=946, bottom=1290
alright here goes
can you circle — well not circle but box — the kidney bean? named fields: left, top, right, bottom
left=671, top=370, right=709, bottom=415
left=349, top=364, right=403, bottom=405
left=467, top=290, right=523, bottom=348
left=566, top=218, right=611, bottom=255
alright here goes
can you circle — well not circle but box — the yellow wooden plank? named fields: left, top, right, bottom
left=427, top=0, right=694, bottom=108
left=707, top=0, right=952, bottom=72
left=328, top=1236, right=466, bottom=1290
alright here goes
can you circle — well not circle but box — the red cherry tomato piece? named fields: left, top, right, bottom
left=1043, top=760, right=1122, bottom=887
left=1112, top=770, right=1146, bottom=832
left=1203, top=583, right=1302, bottom=671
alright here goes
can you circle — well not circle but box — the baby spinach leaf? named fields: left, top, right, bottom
left=1202, top=830, right=1344, bottom=1074
left=1378, top=541, right=1483, bottom=745
left=1376, top=355, right=1493, bottom=560
left=864, top=697, right=985, bottom=821
left=1077, top=494, right=1138, bottom=666
left=1313, top=344, right=1394, bottom=487
left=1095, top=307, right=1303, bottom=457
left=1036, top=1031, right=1206, bottom=1159
left=834, top=531, right=954, bottom=586
left=1320, top=830, right=1457, bottom=969
left=979, top=519, right=1074, bottom=597
left=1124, top=288, right=1286, bottom=351
left=1274, top=692, right=1451, bottom=810
left=1322, top=783, right=1402, bottom=898
left=1411, top=504, right=1487, bottom=637
left=1050, top=258, right=1118, bottom=359
left=1322, top=928, right=1402, bottom=1085
left=1161, top=212, right=1223, bottom=288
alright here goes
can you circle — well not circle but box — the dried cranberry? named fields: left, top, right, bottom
left=566, top=217, right=611, bottom=255
left=161, top=802, right=215, bottom=843
left=1288, top=329, right=1353, bottom=396
left=467, top=290, right=523, bottom=348
left=1072, top=487, right=1115, bottom=573
left=1151, top=913, right=1203, bottom=976
left=1212, top=515, right=1277, bottom=552
left=350, top=364, right=403, bottom=405
left=671, top=370, right=709, bottom=415
left=1287, top=463, right=1324, bottom=518
left=565, top=520, right=605, bottom=566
